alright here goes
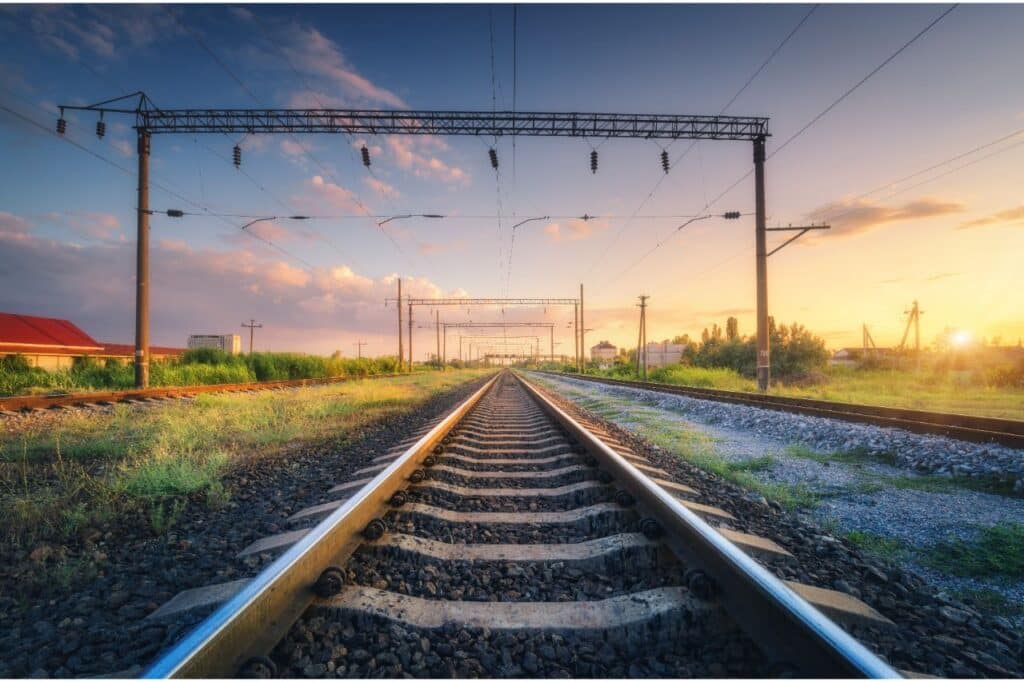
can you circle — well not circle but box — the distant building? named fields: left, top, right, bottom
left=590, top=341, right=617, bottom=367
left=644, top=341, right=685, bottom=368
left=188, top=334, right=242, bottom=354
left=0, top=311, right=184, bottom=369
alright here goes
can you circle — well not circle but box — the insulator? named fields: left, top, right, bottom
left=660, top=150, right=670, bottom=174
left=232, top=145, right=241, bottom=168
left=590, top=150, right=598, bottom=174
left=56, top=117, right=66, bottom=135
left=488, top=148, right=498, bottom=169
left=361, top=145, right=371, bottom=167
left=95, top=119, right=106, bottom=139
left=723, top=211, right=741, bottom=220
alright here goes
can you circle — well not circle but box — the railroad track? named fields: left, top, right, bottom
left=141, top=370, right=900, bottom=678
left=540, top=371, right=1024, bottom=449
left=0, top=373, right=408, bottom=415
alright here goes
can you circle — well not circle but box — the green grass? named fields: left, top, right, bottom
left=0, top=369, right=492, bottom=549
left=923, top=523, right=1024, bottom=578
left=844, top=530, right=907, bottom=561
left=784, top=443, right=890, bottom=466
left=533, top=379, right=818, bottom=511
left=578, top=363, right=1024, bottom=420
left=953, top=587, right=1024, bottom=618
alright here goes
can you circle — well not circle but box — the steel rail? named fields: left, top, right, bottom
left=515, top=372, right=900, bottom=678
left=0, top=373, right=410, bottom=414
left=539, top=372, right=1024, bottom=449
left=142, top=372, right=501, bottom=678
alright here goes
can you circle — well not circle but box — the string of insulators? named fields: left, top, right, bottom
left=723, top=211, right=741, bottom=220
left=660, top=150, right=670, bottom=174
left=232, top=145, right=241, bottom=168
left=95, top=118, right=106, bottom=139
left=590, top=150, right=598, bottom=174
left=488, top=148, right=499, bottom=169
left=56, top=116, right=67, bottom=135
left=361, top=145, right=371, bottom=167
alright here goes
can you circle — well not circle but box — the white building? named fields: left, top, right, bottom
left=644, top=341, right=685, bottom=368
left=590, top=340, right=617, bottom=367
left=188, top=334, right=242, bottom=354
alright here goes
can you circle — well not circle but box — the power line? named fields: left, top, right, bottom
left=166, top=7, right=406, bottom=265
left=771, top=4, right=957, bottom=161
left=0, top=99, right=315, bottom=271
left=584, top=5, right=819, bottom=279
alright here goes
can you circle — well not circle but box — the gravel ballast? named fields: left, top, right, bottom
left=0, top=375, right=492, bottom=678
left=529, top=372, right=1024, bottom=676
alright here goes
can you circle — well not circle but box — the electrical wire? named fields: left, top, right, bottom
left=583, top=4, right=819, bottom=280
left=0, top=100, right=316, bottom=270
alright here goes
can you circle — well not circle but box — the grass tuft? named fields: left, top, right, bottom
left=844, top=530, right=907, bottom=561
left=923, top=523, right=1024, bottom=578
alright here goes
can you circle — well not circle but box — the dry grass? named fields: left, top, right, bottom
left=0, top=370, right=490, bottom=550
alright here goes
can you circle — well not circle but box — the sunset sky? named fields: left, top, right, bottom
left=1, top=3, right=1022, bottom=359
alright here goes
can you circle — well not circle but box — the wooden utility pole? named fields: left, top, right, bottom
left=241, top=319, right=263, bottom=354
left=353, top=340, right=367, bottom=359
left=397, top=278, right=403, bottom=371
left=135, top=129, right=151, bottom=388
left=637, top=295, right=649, bottom=381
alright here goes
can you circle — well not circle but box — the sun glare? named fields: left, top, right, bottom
left=950, top=330, right=973, bottom=347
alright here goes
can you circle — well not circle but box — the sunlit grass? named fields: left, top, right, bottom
left=0, top=370, right=491, bottom=548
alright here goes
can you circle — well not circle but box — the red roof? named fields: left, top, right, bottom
left=98, top=343, right=186, bottom=357
left=0, top=312, right=103, bottom=352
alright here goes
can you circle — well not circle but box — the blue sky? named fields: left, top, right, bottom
left=1, top=3, right=1022, bottom=357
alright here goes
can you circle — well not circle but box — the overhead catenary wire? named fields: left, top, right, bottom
left=165, top=7, right=413, bottom=266
left=0, top=100, right=316, bottom=270
left=583, top=3, right=820, bottom=280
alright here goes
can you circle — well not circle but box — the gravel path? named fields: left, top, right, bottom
left=530, top=373, right=1024, bottom=628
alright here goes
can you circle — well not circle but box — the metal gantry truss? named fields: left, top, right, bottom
left=387, top=291, right=584, bottom=371
left=120, top=109, right=770, bottom=141
left=415, top=322, right=558, bottom=363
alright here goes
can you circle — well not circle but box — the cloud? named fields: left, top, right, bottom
left=384, top=137, right=469, bottom=184
left=303, top=175, right=362, bottom=213
left=925, top=272, right=959, bottom=282
left=0, top=211, right=455, bottom=356
left=42, top=212, right=122, bottom=241
left=280, top=24, right=406, bottom=108
left=280, top=139, right=311, bottom=158
left=24, top=5, right=181, bottom=60
left=805, top=197, right=965, bottom=239
left=543, top=218, right=607, bottom=242
left=364, top=176, right=400, bottom=199
left=958, top=205, right=1024, bottom=230
left=0, top=211, right=33, bottom=237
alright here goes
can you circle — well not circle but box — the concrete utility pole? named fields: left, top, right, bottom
left=135, top=129, right=151, bottom=388
left=637, top=295, right=649, bottom=381
left=397, top=278, right=403, bottom=371
left=435, top=310, right=441, bottom=368
left=754, top=136, right=769, bottom=392
left=574, top=302, right=579, bottom=371
left=241, top=319, right=263, bottom=354
left=579, top=283, right=586, bottom=374
left=353, top=340, right=367, bottom=359
left=408, top=302, right=413, bottom=370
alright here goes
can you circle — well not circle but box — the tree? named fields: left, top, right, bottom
left=726, top=316, right=739, bottom=342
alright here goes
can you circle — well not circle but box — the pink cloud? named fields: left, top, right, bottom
left=385, top=137, right=469, bottom=185
left=543, top=218, right=607, bottom=242
left=281, top=25, right=406, bottom=108
left=364, top=176, right=400, bottom=199
left=303, top=175, right=362, bottom=213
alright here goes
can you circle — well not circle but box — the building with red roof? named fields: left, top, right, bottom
left=0, top=312, right=184, bottom=369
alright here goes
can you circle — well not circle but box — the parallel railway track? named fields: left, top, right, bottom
left=140, top=370, right=900, bottom=678
left=540, top=371, right=1024, bottom=449
left=0, top=373, right=408, bottom=414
